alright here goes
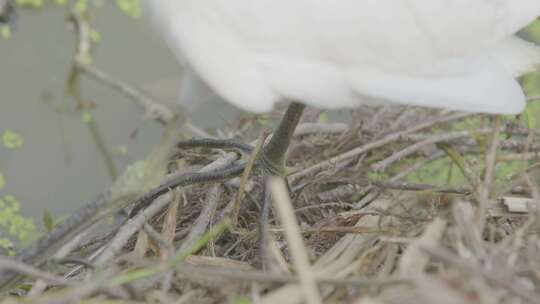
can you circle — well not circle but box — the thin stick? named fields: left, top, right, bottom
left=372, top=131, right=480, bottom=171
left=111, top=219, right=230, bottom=285
left=96, top=153, right=238, bottom=265
left=0, top=258, right=71, bottom=286
left=290, top=112, right=473, bottom=181
left=527, top=95, right=540, bottom=102
left=268, top=177, right=322, bottom=304
left=477, top=116, right=501, bottom=230
left=422, top=246, right=540, bottom=303
left=82, top=64, right=175, bottom=123
left=232, top=132, right=268, bottom=227
left=179, top=185, right=221, bottom=251
left=176, top=263, right=408, bottom=287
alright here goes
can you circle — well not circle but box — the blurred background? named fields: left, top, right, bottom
left=0, top=1, right=539, bottom=249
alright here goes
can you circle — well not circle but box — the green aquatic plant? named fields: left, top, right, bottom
left=1, top=130, right=24, bottom=150
left=0, top=195, right=37, bottom=254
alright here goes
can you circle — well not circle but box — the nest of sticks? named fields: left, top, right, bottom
left=2, top=105, right=540, bottom=304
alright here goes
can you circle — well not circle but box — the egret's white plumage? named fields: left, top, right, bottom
left=149, top=0, right=540, bottom=114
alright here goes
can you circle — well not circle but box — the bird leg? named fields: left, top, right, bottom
left=257, top=102, right=306, bottom=269
left=174, top=101, right=306, bottom=179
left=176, top=102, right=306, bottom=268
left=260, top=102, right=306, bottom=176
left=174, top=101, right=306, bottom=175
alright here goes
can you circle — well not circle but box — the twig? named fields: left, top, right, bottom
left=81, top=64, right=175, bottom=123
left=63, top=246, right=106, bottom=282
left=69, top=12, right=119, bottom=180
left=422, top=246, right=540, bottom=304
left=399, top=218, right=446, bottom=275
left=37, top=269, right=116, bottom=304
left=389, top=150, right=446, bottom=181
left=232, top=132, right=268, bottom=226
left=363, top=105, right=392, bottom=131
left=176, top=263, right=408, bottom=287
left=96, top=193, right=174, bottom=266
left=160, top=189, right=181, bottom=260
left=0, top=258, right=71, bottom=286
left=293, top=122, right=349, bottom=136
left=144, top=224, right=174, bottom=253
left=53, top=221, right=98, bottom=261
left=439, top=144, right=478, bottom=185
left=29, top=221, right=101, bottom=295
left=179, top=185, right=221, bottom=251
left=70, top=11, right=175, bottom=124
left=497, top=152, right=540, bottom=161
left=111, top=219, right=231, bottom=285
left=96, top=153, right=238, bottom=265
left=352, top=150, right=447, bottom=209
left=372, top=130, right=477, bottom=171
left=477, top=116, right=501, bottom=230
left=269, top=177, right=322, bottom=304
left=269, top=226, right=390, bottom=234
left=289, top=112, right=473, bottom=182
left=527, top=95, right=540, bottom=102
left=373, top=181, right=471, bottom=194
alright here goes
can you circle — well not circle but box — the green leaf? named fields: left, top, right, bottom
left=2, top=130, right=24, bottom=149
left=74, top=0, right=88, bottom=14
left=89, top=28, right=101, bottom=43
left=116, top=0, right=142, bottom=18
left=0, top=26, right=11, bottom=40
left=81, top=111, right=93, bottom=123
left=0, top=195, right=37, bottom=243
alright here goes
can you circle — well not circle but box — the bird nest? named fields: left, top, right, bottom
left=2, top=105, right=540, bottom=304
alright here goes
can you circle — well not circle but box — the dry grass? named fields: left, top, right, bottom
left=1, top=105, right=540, bottom=304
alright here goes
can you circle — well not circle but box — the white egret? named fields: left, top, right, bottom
left=149, top=1, right=540, bottom=173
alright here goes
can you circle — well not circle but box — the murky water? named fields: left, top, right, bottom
left=0, top=4, right=239, bottom=222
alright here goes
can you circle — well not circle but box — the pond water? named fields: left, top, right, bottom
left=0, top=3, right=239, bottom=224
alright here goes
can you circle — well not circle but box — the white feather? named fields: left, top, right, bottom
left=148, top=0, right=540, bottom=114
